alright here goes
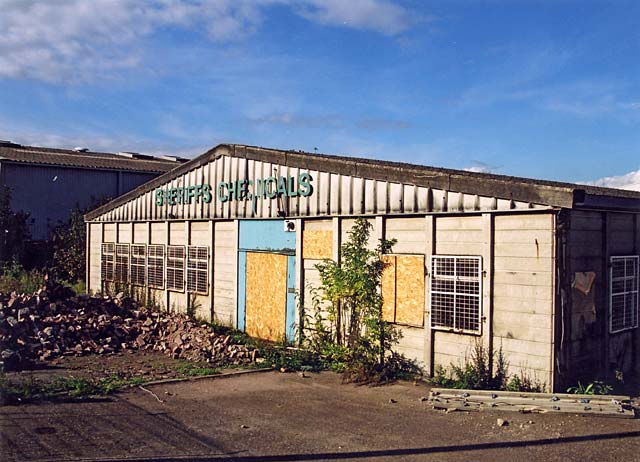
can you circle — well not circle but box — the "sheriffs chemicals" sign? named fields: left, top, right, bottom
left=155, top=172, right=313, bottom=207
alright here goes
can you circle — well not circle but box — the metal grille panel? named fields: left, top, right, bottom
left=115, top=244, right=129, bottom=283
left=187, top=246, right=209, bottom=294
left=101, top=243, right=115, bottom=282
left=430, top=255, right=482, bottom=333
left=167, top=246, right=185, bottom=291
left=130, top=244, right=146, bottom=286
left=147, top=245, right=165, bottom=289
left=610, top=256, right=639, bottom=333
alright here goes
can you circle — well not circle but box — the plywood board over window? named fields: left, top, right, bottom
left=303, top=230, right=333, bottom=260
left=382, top=255, right=425, bottom=327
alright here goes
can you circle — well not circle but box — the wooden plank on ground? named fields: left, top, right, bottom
left=428, top=388, right=634, bottom=418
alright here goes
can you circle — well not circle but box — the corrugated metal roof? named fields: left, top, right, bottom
left=0, top=144, right=185, bottom=173
left=86, top=143, right=640, bottom=221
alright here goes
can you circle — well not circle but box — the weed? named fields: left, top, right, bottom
left=506, top=370, right=546, bottom=393
left=567, top=380, right=613, bottom=395
left=0, top=374, right=46, bottom=404
left=176, top=362, right=219, bottom=377
left=0, top=373, right=148, bottom=405
left=429, top=342, right=544, bottom=392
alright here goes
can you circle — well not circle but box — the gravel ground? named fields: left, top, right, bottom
left=2, top=367, right=639, bottom=462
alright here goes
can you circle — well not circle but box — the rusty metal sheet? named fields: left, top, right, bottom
left=303, top=230, right=333, bottom=260
left=395, top=255, right=425, bottom=326
left=245, top=252, right=288, bottom=341
left=381, top=255, right=396, bottom=323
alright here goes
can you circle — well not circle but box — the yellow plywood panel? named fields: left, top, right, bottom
left=303, top=230, right=333, bottom=260
left=381, top=255, right=396, bottom=322
left=395, top=255, right=425, bottom=326
left=245, top=252, right=287, bottom=341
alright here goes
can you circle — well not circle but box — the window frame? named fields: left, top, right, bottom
left=166, top=245, right=186, bottom=292
left=115, top=244, right=130, bottom=283
left=130, top=244, right=146, bottom=286
left=147, top=244, right=165, bottom=289
left=101, top=243, right=115, bottom=282
left=429, top=255, right=483, bottom=335
left=610, top=255, right=639, bottom=334
left=187, top=245, right=209, bottom=295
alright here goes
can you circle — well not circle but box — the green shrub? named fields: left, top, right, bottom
left=299, top=218, right=419, bottom=383
left=0, top=261, right=45, bottom=294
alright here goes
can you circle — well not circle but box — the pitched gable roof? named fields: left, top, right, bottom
left=85, top=143, right=640, bottom=220
left=0, top=143, right=184, bottom=173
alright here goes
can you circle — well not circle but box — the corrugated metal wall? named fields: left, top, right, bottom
left=91, top=155, right=549, bottom=224
left=1, top=163, right=158, bottom=239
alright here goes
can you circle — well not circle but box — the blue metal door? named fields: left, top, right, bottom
left=237, top=220, right=296, bottom=342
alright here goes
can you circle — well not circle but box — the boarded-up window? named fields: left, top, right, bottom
left=147, top=245, right=165, bottom=289
left=101, top=243, right=115, bottom=282
left=430, top=256, right=482, bottom=334
left=303, top=230, right=333, bottom=260
left=115, top=244, right=130, bottom=283
left=130, top=244, right=146, bottom=286
left=610, top=256, right=639, bottom=333
left=187, top=246, right=209, bottom=294
left=167, top=245, right=185, bottom=291
left=381, top=255, right=425, bottom=326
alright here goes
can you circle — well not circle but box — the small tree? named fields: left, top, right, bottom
left=50, top=207, right=86, bottom=283
left=49, top=197, right=111, bottom=284
left=312, top=218, right=399, bottom=378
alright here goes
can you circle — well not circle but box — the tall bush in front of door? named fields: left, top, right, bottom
left=311, top=218, right=408, bottom=382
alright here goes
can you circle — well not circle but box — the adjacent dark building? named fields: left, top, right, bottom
left=0, top=140, right=185, bottom=240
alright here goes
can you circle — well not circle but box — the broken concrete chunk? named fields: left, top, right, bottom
left=0, top=284, right=263, bottom=370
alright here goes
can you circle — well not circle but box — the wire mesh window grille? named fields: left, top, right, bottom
left=610, top=256, right=639, bottom=333
left=101, top=243, right=115, bottom=282
left=167, top=246, right=185, bottom=291
left=130, top=244, right=146, bottom=286
left=147, top=245, right=165, bottom=289
left=115, top=244, right=130, bottom=283
left=187, top=246, right=209, bottom=294
left=430, top=255, right=482, bottom=334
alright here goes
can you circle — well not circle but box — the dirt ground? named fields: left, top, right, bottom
left=5, top=349, right=229, bottom=385
left=2, top=367, right=640, bottom=462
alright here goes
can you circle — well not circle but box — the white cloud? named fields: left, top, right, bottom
left=463, top=160, right=498, bottom=174
left=0, top=121, right=207, bottom=158
left=589, top=169, right=640, bottom=191
left=294, top=0, right=412, bottom=35
left=0, top=0, right=414, bottom=83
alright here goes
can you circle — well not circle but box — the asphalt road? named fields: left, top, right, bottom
left=2, top=371, right=640, bottom=462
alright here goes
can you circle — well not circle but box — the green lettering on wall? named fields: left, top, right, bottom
left=154, top=171, right=314, bottom=208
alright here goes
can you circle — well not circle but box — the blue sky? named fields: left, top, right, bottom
left=1, top=0, right=639, bottom=187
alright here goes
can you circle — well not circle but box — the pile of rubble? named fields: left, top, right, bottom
left=0, top=286, right=260, bottom=371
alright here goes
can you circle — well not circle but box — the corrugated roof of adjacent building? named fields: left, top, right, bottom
left=0, top=142, right=186, bottom=173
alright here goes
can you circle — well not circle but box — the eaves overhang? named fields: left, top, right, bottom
left=85, top=144, right=640, bottom=221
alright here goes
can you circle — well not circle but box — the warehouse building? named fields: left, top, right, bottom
left=0, top=140, right=185, bottom=240
left=85, top=144, right=640, bottom=391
